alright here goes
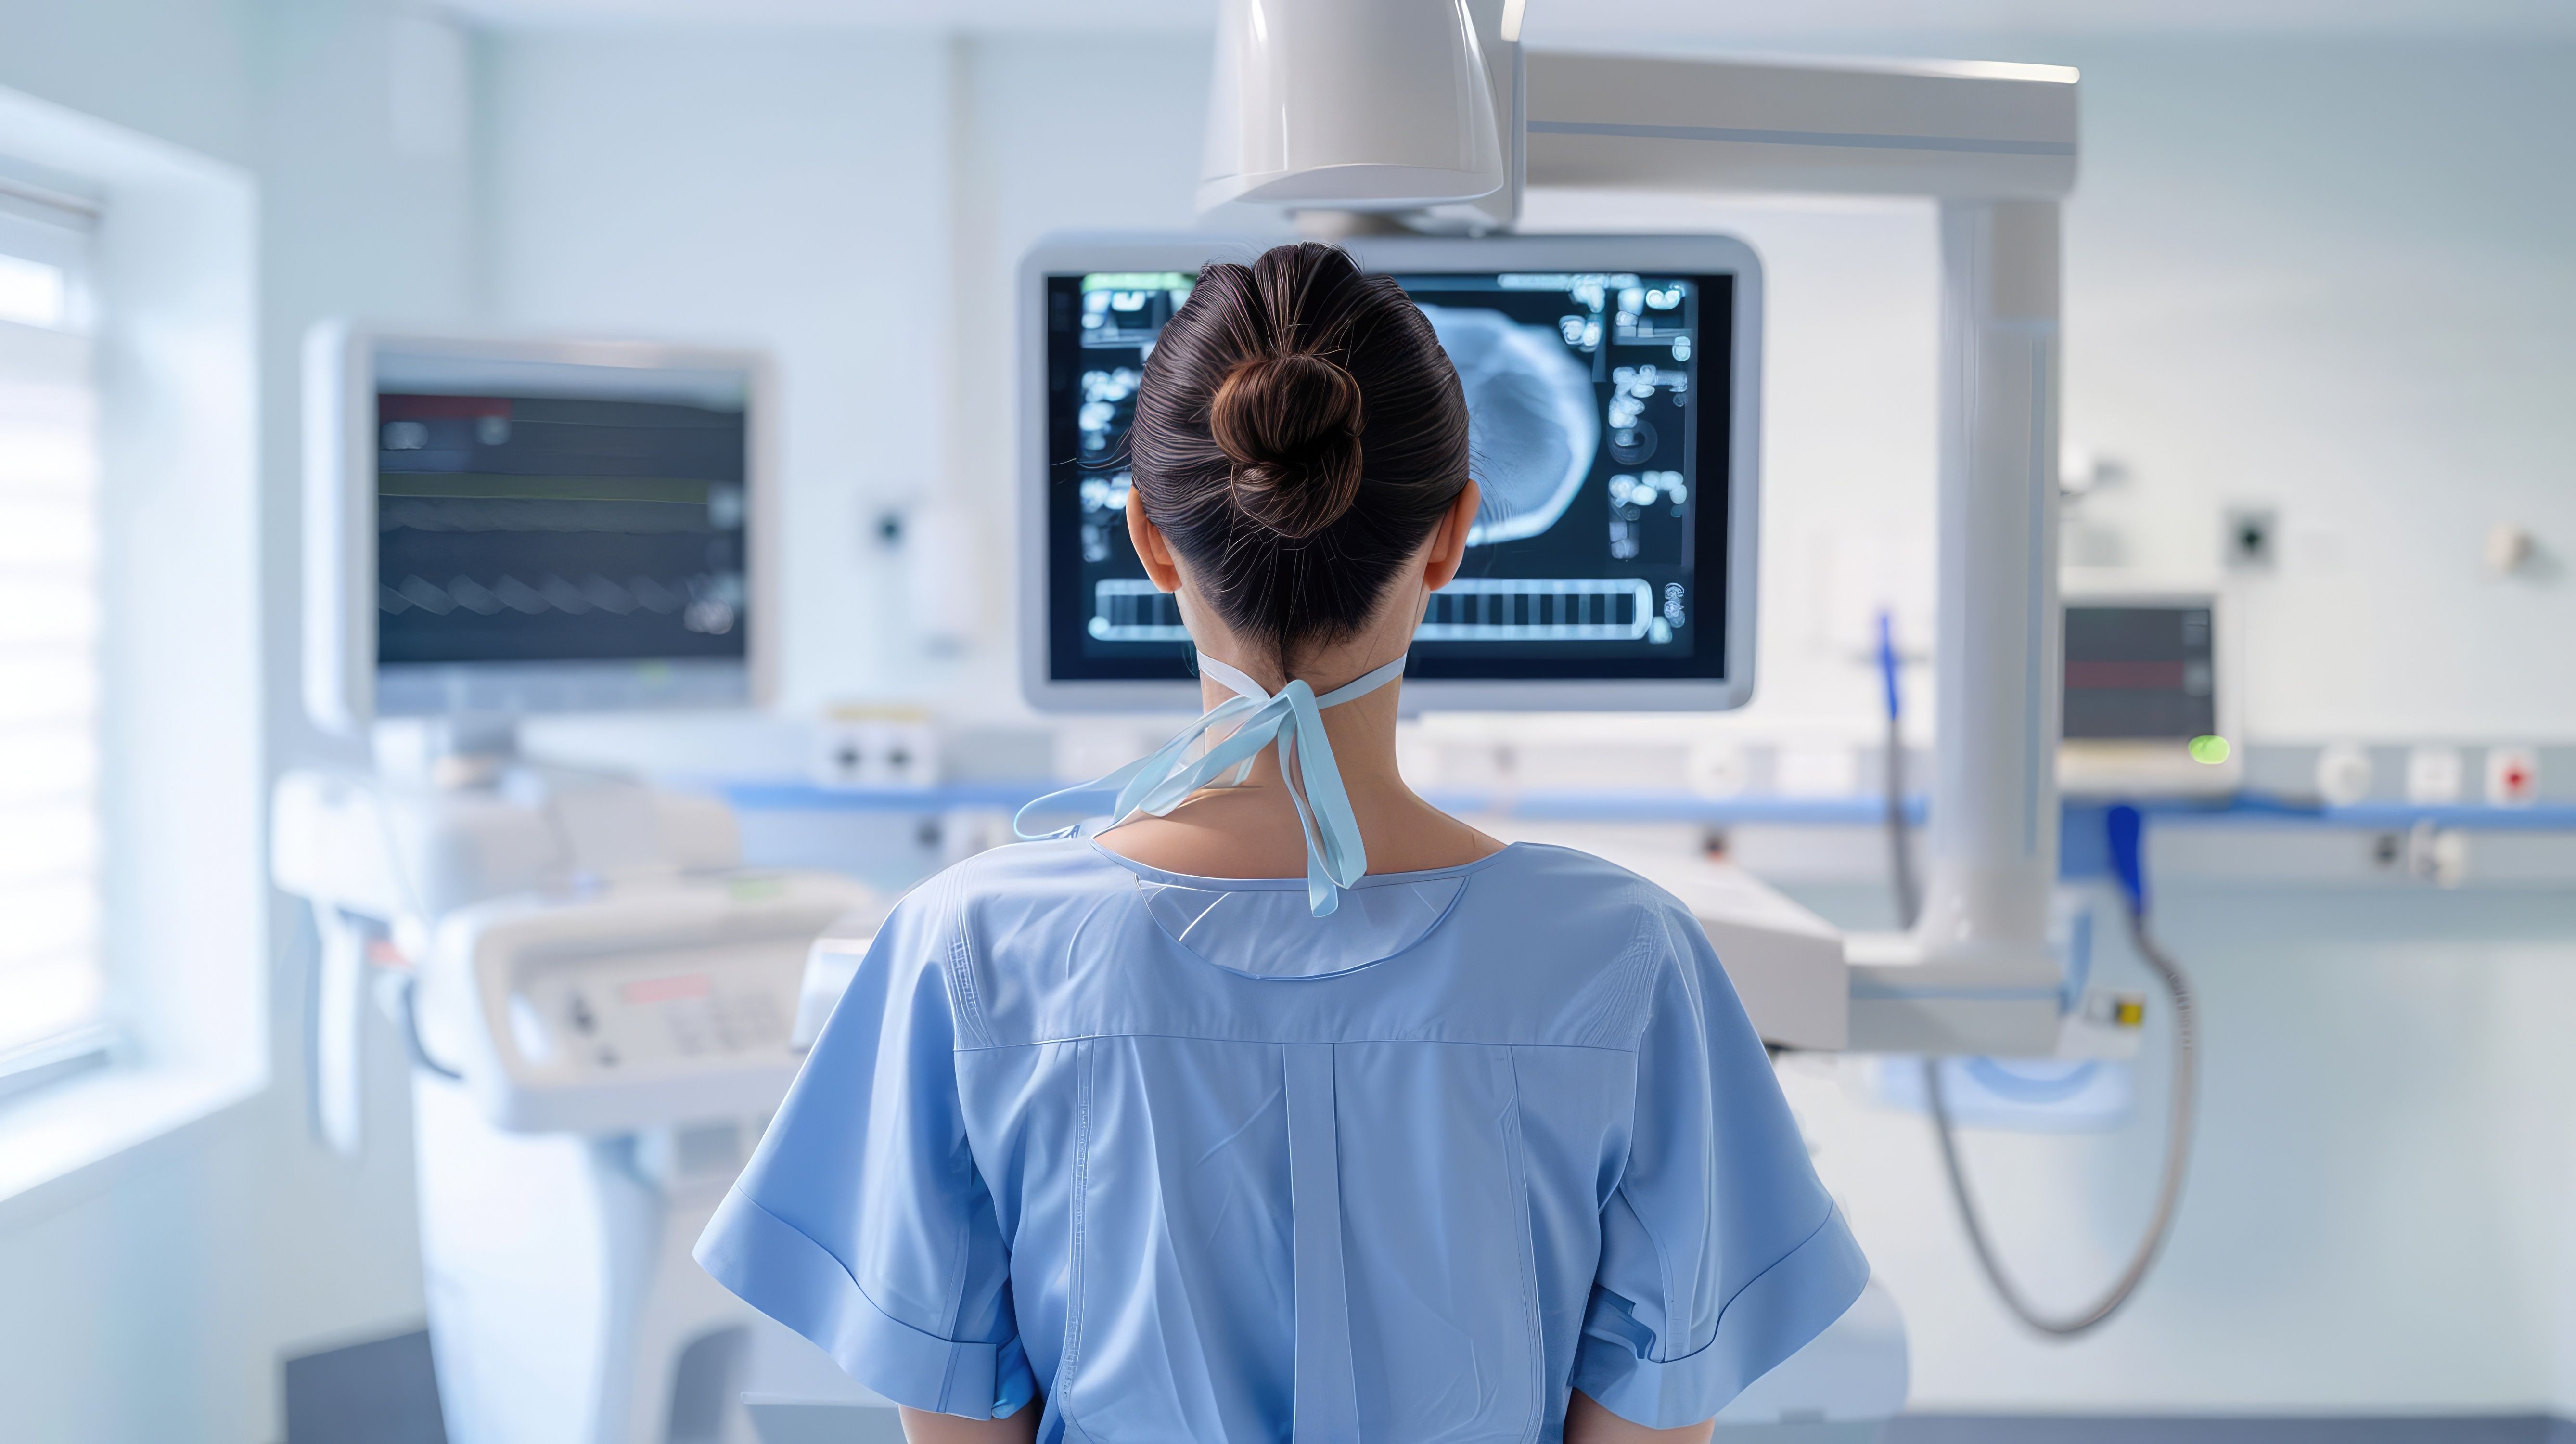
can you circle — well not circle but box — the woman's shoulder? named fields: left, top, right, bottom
left=883, top=836, right=1709, bottom=1051
left=867, top=836, right=1120, bottom=950
left=915, top=836, right=1696, bottom=935
left=925, top=836, right=1697, bottom=941
left=1460, top=842, right=1703, bottom=929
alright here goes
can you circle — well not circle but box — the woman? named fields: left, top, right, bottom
left=698, top=242, right=1867, bottom=1443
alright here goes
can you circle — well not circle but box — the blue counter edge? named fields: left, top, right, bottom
left=704, top=779, right=2576, bottom=834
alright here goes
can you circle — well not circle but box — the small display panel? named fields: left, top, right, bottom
left=371, top=357, right=753, bottom=714
left=1042, top=268, right=1734, bottom=684
left=2063, top=603, right=2217, bottom=741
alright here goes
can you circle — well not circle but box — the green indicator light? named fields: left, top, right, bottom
left=2188, top=735, right=2231, bottom=765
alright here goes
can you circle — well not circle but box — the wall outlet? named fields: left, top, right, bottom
left=2405, top=745, right=2464, bottom=805
left=2485, top=747, right=2540, bottom=807
left=2223, top=506, right=2278, bottom=570
left=810, top=710, right=939, bottom=790
left=2314, top=743, right=2374, bottom=807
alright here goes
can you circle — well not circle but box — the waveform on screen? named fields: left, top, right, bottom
left=380, top=573, right=737, bottom=636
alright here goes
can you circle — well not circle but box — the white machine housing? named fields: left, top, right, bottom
left=301, top=324, right=782, bottom=733
left=272, top=766, right=888, bottom=1444
left=1017, top=230, right=1765, bottom=715
left=417, top=873, right=877, bottom=1135
left=1199, top=0, right=1516, bottom=230
left=272, top=767, right=746, bottom=1151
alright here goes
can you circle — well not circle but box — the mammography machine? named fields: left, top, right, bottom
left=272, top=331, right=877, bottom=1444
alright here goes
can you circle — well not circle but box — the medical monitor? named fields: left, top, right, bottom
left=304, top=327, right=776, bottom=731
left=1019, top=233, right=1763, bottom=712
left=2057, top=594, right=2242, bottom=797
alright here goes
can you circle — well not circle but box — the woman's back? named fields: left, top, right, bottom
left=697, top=241, right=1864, bottom=1441
left=700, top=837, right=1866, bottom=1441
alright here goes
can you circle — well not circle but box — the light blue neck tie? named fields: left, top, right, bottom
left=1014, top=651, right=1409, bottom=917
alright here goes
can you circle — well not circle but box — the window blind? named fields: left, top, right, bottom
left=0, top=180, right=103, bottom=1069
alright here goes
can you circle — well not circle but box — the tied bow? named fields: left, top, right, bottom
left=1016, top=652, right=1408, bottom=917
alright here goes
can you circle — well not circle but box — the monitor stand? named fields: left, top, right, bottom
left=372, top=713, right=522, bottom=790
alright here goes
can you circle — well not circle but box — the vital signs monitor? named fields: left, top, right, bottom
left=304, top=328, right=777, bottom=729
left=1019, top=234, right=1764, bottom=712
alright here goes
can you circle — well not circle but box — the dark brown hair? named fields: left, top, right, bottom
left=1128, top=241, right=1471, bottom=674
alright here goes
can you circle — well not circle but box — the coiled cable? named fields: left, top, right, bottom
left=1878, top=613, right=2201, bottom=1336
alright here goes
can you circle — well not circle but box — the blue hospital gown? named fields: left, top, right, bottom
left=696, top=838, right=1868, bottom=1441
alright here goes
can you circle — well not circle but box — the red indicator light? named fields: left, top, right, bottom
left=620, top=974, right=714, bottom=1005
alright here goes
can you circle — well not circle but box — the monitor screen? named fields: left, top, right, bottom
left=1039, top=266, right=1735, bottom=689
left=368, top=354, right=756, bottom=716
left=2062, top=603, right=2217, bottom=741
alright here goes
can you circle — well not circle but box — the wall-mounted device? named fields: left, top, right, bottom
left=304, top=326, right=778, bottom=730
left=2058, top=594, right=2241, bottom=797
left=1018, top=232, right=1763, bottom=713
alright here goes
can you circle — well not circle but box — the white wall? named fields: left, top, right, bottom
left=0, top=0, right=257, bottom=168
left=0, top=1, right=481, bottom=1439
left=483, top=28, right=954, bottom=722
left=2051, top=38, right=2576, bottom=745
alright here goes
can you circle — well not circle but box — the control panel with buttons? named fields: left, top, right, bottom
left=423, top=872, right=880, bottom=1134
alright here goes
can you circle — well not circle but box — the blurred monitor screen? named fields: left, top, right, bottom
left=2062, top=602, right=2217, bottom=741
left=370, top=351, right=755, bottom=716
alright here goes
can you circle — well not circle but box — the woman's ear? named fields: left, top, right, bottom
left=1423, top=478, right=1481, bottom=593
left=1127, top=486, right=1183, bottom=593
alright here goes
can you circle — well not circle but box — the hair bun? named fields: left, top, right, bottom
left=1209, top=351, right=1366, bottom=540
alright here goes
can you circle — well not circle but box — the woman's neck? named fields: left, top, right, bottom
left=1094, top=644, right=1500, bottom=881
left=1191, top=647, right=1408, bottom=795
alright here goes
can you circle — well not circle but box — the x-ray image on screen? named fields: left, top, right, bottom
left=1419, top=304, right=1599, bottom=547
left=1041, top=267, right=1734, bottom=684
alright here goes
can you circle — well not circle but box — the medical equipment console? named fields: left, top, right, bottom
left=304, top=328, right=779, bottom=730
left=1019, top=233, right=1764, bottom=713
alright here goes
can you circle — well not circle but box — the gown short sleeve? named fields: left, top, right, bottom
left=693, top=871, right=1035, bottom=1419
left=1570, top=902, right=1871, bottom=1428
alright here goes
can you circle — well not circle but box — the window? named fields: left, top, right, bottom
left=0, top=95, right=260, bottom=1206
left=0, top=177, right=105, bottom=1096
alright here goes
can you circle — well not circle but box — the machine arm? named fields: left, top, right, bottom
left=1518, top=50, right=2079, bottom=1053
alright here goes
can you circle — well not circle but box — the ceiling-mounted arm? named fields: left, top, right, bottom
left=1193, top=27, right=2088, bottom=1046
left=1521, top=51, right=2076, bottom=202
left=1522, top=50, right=2081, bottom=1036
